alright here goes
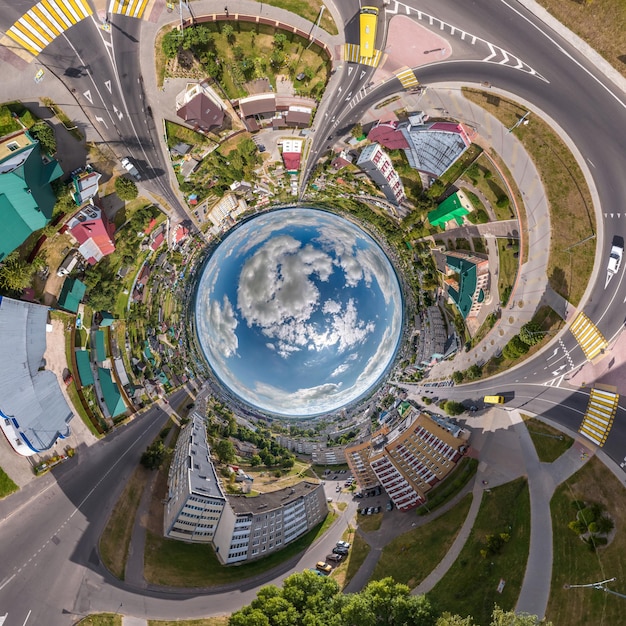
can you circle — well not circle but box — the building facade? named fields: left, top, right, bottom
left=345, top=406, right=469, bottom=511
left=356, top=143, right=406, bottom=205
left=165, top=413, right=328, bottom=564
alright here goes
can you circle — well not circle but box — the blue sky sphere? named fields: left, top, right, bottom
left=194, top=207, right=403, bottom=417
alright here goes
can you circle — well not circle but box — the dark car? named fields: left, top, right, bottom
left=257, top=144, right=266, bottom=152
left=333, top=547, right=349, bottom=555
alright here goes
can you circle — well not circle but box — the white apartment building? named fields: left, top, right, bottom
left=356, top=143, right=406, bottom=205
left=165, top=413, right=328, bottom=564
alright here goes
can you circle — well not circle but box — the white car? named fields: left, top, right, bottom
left=121, top=157, right=141, bottom=181
left=608, top=244, right=623, bottom=276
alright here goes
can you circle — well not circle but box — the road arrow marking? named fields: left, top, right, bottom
left=95, top=116, right=108, bottom=128
left=546, top=348, right=559, bottom=361
left=606, top=272, right=613, bottom=289
left=83, top=90, right=93, bottom=104
left=360, top=70, right=367, bottom=79
left=348, top=66, right=354, bottom=76
left=104, top=80, right=112, bottom=93
left=113, top=105, right=123, bottom=120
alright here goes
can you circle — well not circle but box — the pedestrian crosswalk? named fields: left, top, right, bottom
left=396, top=68, right=419, bottom=89
left=579, top=387, right=618, bottom=446
left=569, top=312, right=607, bottom=361
left=344, top=43, right=382, bottom=67
left=109, top=0, right=151, bottom=19
left=4, top=0, right=92, bottom=58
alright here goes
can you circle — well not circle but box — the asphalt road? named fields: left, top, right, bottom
left=0, top=0, right=626, bottom=622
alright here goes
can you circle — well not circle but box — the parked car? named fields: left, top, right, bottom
left=316, top=561, right=332, bottom=574
left=374, top=506, right=381, bottom=514
left=336, top=541, right=351, bottom=549
left=308, top=568, right=327, bottom=577
left=333, top=547, right=349, bottom=555
left=386, top=500, right=394, bottom=511
left=327, top=553, right=343, bottom=562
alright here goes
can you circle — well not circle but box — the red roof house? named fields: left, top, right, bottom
left=367, top=121, right=410, bottom=150
left=67, top=201, right=115, bottom=264
left=150, top=232, right=165, bottom=251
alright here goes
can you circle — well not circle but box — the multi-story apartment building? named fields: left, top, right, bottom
left=345, top=406, right=469, bottom=511
left=165, top=413, right=327, bottom=564
left=356, top=143, right=406, bottom=205
left=164, top=412, right=227, bottom=543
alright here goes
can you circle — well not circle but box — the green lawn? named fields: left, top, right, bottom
left=497, top=239, right=519, bottom=307
left=255, top=0, right=338, bottom=35
left=522, top=415, right=574, bottom=463
left=76, top=616, right=121, bottom=626
left=417, top=457, right=478, bottom=515
left=356, top=511, right=383, bottom=533
left=547, top=457, right=626, bottom=626
left=0, top=467, right=18, bottom=499
left=144, top=512, right=336, bottom=587
left=372, top=493, right=472, bottom=589
left=332, top=528, right=370, bottom=590
left=427, top=478, right=530, bottom=625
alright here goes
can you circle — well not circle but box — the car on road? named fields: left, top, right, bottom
left=121, top=157, right=141, bottom=180
left=484, top=395, right=505, bottom=404
left=386, top=500, right=394, bottom=511
left=608, top=236, right=624, bottom=276
left=316, top=561, right=332, bottom=574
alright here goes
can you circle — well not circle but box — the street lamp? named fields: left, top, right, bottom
left=565, top=577, right=626, bottom=600
left=508, top=111, right=530, bottom=133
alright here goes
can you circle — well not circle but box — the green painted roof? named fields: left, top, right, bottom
left=95, top=330, right=107, bottom=362
left=75, top=349, right=94, bottom=386
left=428, top=192, right=469, bottom=228
left=0, top=139, right=63, bottom=260
left=98, top=367, right=126, bottom=417
left=99, top=311, right=114, bottom=327
left=445, top=255, right=477, bottom=319
left=57, top=278, right=86, bottom=313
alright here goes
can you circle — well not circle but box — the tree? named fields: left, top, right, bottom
left=273, top=33, right=287, bottom=50
left=519, top=321, right=543, bottom=346
left=162, top=28, right=183, bottom=58
left=222, top=23, right=235, bottom=44
left=466, top=364, right=482, bottom=380
left=490, top=606, right=552, bottom=626
left=250, top=454, right=262, bottom=467
left=270, top=50, right=285, bottom=69
left=443, top=401, right=465, bottom=416
left=30, top=121, right=56, bottom=155
left=215, top=439, right=236, bottom=464
left=141, top=440, right=166, bottom=470
left=115, top=176, right=138, bottom=200
left=452, top=371, right=464, bottom=384
left=0, top=252, right=33, bottom=291
left=351, top=122, right=363, bottom=139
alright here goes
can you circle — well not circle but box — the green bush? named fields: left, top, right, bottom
left=30, top=121, right=56, bottom=155
left=115, top=176, right=138, bottom=200
left=444, top=400, right=465, bottom=416
left=496, top=195, right=510, bottom=209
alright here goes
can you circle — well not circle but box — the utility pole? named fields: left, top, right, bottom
left=508, top=110, right=530, bottom=133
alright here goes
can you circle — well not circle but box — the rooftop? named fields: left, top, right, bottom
left=228, top=480, right=320, bottom=515
left=188, top=412, right=225, bottom=500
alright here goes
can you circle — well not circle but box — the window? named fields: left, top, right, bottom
left=7, top=142, right=19, bottom=152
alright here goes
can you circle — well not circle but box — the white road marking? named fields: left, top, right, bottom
left=83, top=89, right=93, bottom=103
left=0, top=574, right=15, bottom=591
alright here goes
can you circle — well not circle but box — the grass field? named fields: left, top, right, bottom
left=356, top=511, right=383, bottom=533
left=497, top=239, right=519, bottom=307
left=76, top=616, right=121, bottom=626
left=547, top=457, right=626, bottom=626
left=372, top=494, right=472, bottom=589
left=427, top=478, right=530, bottom=625
left=255, top=0, right=338, bottom=35
left=536, top=0, right=626, bottom=81
left=522, top=415, right=574, bottom=463
left=144, top=511, right=336, bottom=587
left=463, top=89, right=595, bottom=306
left=0, top=467, right=18, bottom=499
left=100, top=466, right=150, bottom=579
left=417, top=457, right=478, bottom=516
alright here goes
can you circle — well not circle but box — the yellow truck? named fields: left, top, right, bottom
left=483, top=395, right=505, bottom=404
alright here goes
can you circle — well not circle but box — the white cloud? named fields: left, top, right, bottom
left=331, top=363, right=349, bottom=378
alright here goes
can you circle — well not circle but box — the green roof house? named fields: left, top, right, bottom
left=428, top=190, right=472, bottom=229
left=442, top=251, right=490, bottom=321
left=0, top=128, right=63, bottom=260
left=94, top=329, right=107, bottom=363
left=98, top=311, right=115, bottom=327
left=98, top=367, right=126, bottom=418
left=57, top=278, right=86, bottom=314
left=75, top=350, right=94, bottom=386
